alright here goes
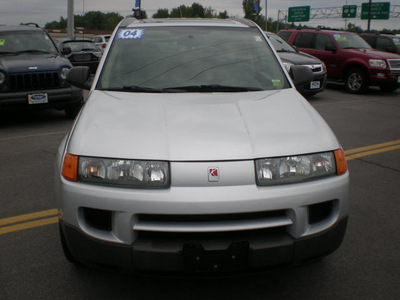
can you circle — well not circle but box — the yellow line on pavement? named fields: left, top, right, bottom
left=0, top=217, right=58, bottom=235
left=346, top=145, right=400, bottom=161
left=0, top=209, right=58, bottom=226
left=344, top=140, right=400, bottom=156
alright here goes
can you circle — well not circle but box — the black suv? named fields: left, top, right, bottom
left=0, top=24, right=83, bottom=118
left=360, top=33, right=400, bottom=55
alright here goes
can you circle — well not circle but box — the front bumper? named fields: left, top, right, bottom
left=297, top=72, right=327, bottom=96
left=60, top=216, right=348, bottom=273
left=369, top=69, right=400, bottom=87
left=0, top=86, right=82, bottom=110
left=56, top=157, right=349, bottom=273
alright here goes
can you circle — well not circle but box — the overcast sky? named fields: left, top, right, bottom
left=0, top=0, right=399, bottom=31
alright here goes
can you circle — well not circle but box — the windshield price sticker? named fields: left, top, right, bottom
left=116, top=29, right=146, bottom=40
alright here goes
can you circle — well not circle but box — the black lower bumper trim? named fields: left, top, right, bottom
left=60, top=216, right=348, bottom=273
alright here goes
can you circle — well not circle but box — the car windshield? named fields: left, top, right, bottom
left=62, top=41, right=98, bottom=52
left=0, top=31, right=58, bottom=55
left=392, top=37, right=400, bottom=51
left=98, top=26, right=289, bottom=92
left=332, top=33, right=372, bottom=49
left=267, top=33, right=296, bottom=53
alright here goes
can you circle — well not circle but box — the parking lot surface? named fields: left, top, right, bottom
left=1, top=85, right=399, bottom=299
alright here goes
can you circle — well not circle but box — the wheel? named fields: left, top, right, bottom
left=65, top=101, right=83, bottom=119
left=379, top=85, right=398, bottom=93
left=344, top=68, right=368, bottom=94
left=59, top=223, right=78, bottom=264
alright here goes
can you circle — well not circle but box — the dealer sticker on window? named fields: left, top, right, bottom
left=310, top=81, right=321, bottom=89
left=116, top=29, right=146, bottom=40
left=28, top=93, right=48, bottom=104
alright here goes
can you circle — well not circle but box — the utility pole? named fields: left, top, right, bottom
left=265, top=0, right=268, bottom=31
left=132, top=0, right=141, bottom=18
left=367, top=0, right=372, bottom=31
left=67, top=0, right=74, bottom=39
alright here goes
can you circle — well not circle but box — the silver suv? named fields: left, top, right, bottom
left=55, top=18, right=349, bottom=274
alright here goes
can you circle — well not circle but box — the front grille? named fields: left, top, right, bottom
left=71, top=53, right=92, bottom=62
left=8, top=72, right=61, bottom=92
left=134, top=210, right=292, bottom=239
left=387, top=59, right=400, bottom=71
left=304, top=64, right=323, bottom=73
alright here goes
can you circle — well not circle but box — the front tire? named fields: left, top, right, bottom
left=345, top=68, right=368, bottom=94
left=59, top=223, right=78, bottom=264
left=65, top=101, right=83, bottom=119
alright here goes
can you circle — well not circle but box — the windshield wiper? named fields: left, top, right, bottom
left=105, top=85, right=186, bottom=93
left=0, top=51, right=18, bottom=55
left=16, top=50, right=50, bottom=54
left=164, top=84, right=263, bottom=92
left=341, top=47, right=359, bottom=49
left=277, top=49, right=294, bottom=53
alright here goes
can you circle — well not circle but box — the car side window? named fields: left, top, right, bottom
left=315, top=34, right=335, bottom=51
left=376, top=37, right=392, bottom=52
left=293, top=33, right=314, bottom=49
left=93, top=37, right=101, bottom=43
left=361, top=35, right=375, bottom=47
left=277, top=31, right=292, bottom=42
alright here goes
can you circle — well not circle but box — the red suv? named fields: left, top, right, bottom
left=278, top=29, right=400, bottom=93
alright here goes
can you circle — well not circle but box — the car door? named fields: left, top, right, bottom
left=311, top=33, right=344, bottom=78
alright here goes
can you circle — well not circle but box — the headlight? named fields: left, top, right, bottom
left=256, top=151, right=338, bottom=186
left=77, top=156, right=170, bottom=188
left=322, top=62, right=327, bottom=72
left=0, top=72, right=5, bottom=85
left=282, top=62, right=294, bottom=72
left=60, top=67, right=70, bottom=80
left=369, top=59, right=387, bottom=68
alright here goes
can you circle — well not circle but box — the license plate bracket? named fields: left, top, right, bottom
left=28, top=93, right=48, bottom=104
left=310, top=81, right=321, bottom=89
left=183, top=241, right=249, bottom=273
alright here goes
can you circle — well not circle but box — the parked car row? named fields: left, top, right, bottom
left=360, top=32, right=400, bottom=55
left=55, top=38, right=102, bottom=74
left=265, top=32, right=327, bottom=96
left=0, top=23, right=83, bottom=118
left=277, top=29, right=400, bottom=94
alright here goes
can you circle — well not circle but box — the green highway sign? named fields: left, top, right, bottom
left=361, top=2, right=390, bottom=20
left=342, top=5, right=357, bottom=18
left=288, top=6, right=310, bottom=22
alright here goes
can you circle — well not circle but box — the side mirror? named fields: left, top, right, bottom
left=61, top=46, right=72, bottom=55
left=325, top=45, right=337, bottom=52
left=289, top=65, right=314, bottom=87
left=67, top=66, right=93, bottom=90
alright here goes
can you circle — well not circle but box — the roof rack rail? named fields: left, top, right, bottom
left=23, top=23, right=40, bottom=28
left=119, top=17, right=137, bottom=28
left=231, top=18, right=257, bottom=28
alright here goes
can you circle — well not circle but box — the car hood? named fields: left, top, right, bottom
left=68, top=89, right=340, bottom=161
left=344, top=48, right=400, bottom=60
left=278, top=51, right=321, bottom=65
left=0, top=54, right=71, bottom=73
